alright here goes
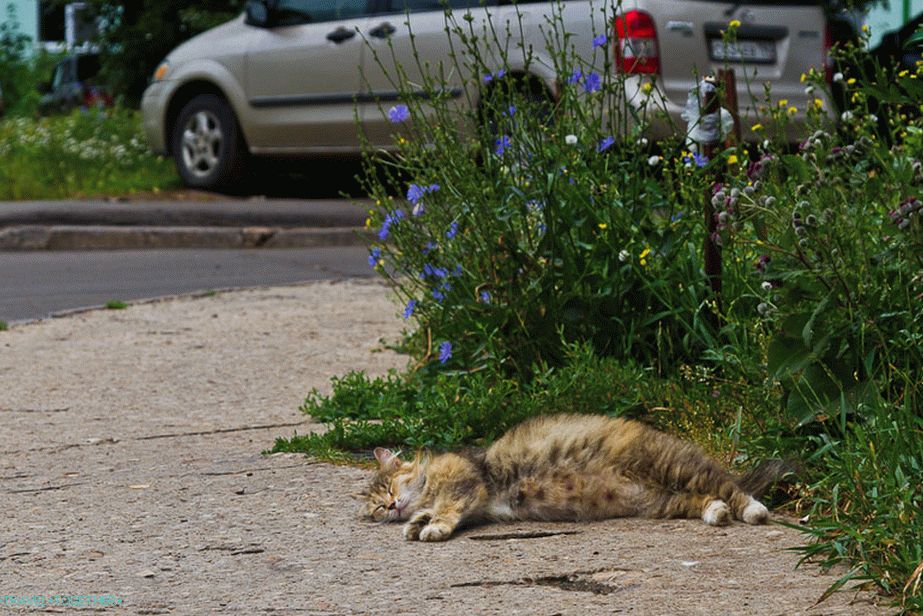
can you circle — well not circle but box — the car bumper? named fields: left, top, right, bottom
left=141, top=81, right=170, bottom=155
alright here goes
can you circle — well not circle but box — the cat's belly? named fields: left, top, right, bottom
left=488, top=475, right=645, bottom=522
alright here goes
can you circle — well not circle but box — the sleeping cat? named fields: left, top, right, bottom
left=363, top=413, right=787, bottom=542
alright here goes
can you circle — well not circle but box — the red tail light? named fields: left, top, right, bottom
left=614, top=10, right=660, bottom=75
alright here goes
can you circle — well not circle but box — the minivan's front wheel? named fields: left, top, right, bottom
left=171, top=94, right=247, bottom=191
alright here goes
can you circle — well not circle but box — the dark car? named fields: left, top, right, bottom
left=38, top=53, right=113, bottom=114
left=872, top=11, right=923, bottom=72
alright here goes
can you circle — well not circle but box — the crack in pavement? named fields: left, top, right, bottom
left=1, top=420, right=312, bottom=456
left=467, top=530, right=581, bottom=541
left=450, top=567, right=640, bottom=596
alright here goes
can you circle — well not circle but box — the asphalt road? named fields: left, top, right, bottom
left=0, top=246, right=372, bottom=324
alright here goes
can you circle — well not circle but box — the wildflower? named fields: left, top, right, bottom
left=377, top=210, right=405, bottom=240
left=446, top=221, right=459, bottom=239
left=787, top=106, right=798, bottom=115
left=641, top=82, right=653, bottom=94
left=618, top=249, right=630, bottom=262
left=593, top=33, right=608, bottom=48
left=693, top=152, right=708, bottom=167
left=813, top=98, right=823, bottom=110
left=833, top=72, right=844, bottom=83
left=727, top=154, right=738, bottom=165
left=422, top=263, right=448, bottom=279
left=565, top=134, right=578, bottom=145
left=728, top=19, right=741, bottom=28
left=841, top=110, right=854, bottom=122
left=495, top=134, right=511, bottom=156
left=505, top=105, right=516, bottom=117
left=583, top=72, right=602, bottom=94
left=755, top=254, right=771, bottom=272
left=479, top=290, right=491, bottom=304
left=778, top=99, right=788, bottom=107
left=757, top=302, right=771, bottom=316
left=438, top=341, right=453, bottom=364
left=800, top=73, right=807, bottom=83
left=647, top=155, right=661, bottom=166
left=368, top=246, right=382, bottom=268
left=483, top=73, right=493, bottom=83
left=847, top=77, right=856, bottom=85
left=761, top=281, right=772, bottom=291
left=388, top=104, right=410, bottom=123
left=639, top=247, right=651, bottom=260
left=598, top=223, right=607, bottom=230
left=567, top=68, right=583, bottom=85
left=597, top=136, right=615, bottom=152
left=402, top=299, right=417, bottom=319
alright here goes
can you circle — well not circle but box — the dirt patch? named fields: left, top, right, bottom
left=0, top=280, right=889, bottom=614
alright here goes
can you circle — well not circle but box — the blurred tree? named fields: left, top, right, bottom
left=79, top=0, right=244, bottom=105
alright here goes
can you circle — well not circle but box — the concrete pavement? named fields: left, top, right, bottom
left=0, top=198, right=373, bottom=250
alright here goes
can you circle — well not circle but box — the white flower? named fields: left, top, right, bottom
left=868, top=114, right=878, bottom=123
left=804, top=85, right=815, bottom=95
left=761, top=281, right=773, bottom=291
left=618, top=249, right=630, bottom=262
left=833, top=72, right=844, bottom=83
left=565, top=134, right=578, bottom=145
left=841, top=111, right=854, bottom=122
left=647, top=155, right=661, bottom=167
left=637, top=137, right=649, bottom=146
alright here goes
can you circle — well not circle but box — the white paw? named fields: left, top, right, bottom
left=402, top=523, right=421, bottom=541
left=742, top=498, right=769, bottom=525
left=703, top=499, right=731, bottom=526
left=419, top=523, right=451, bottom=542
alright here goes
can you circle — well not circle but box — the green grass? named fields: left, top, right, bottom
left=0, top=320, right=8, bottom=331
left=0, top=109, right=179, bottom=200
left=105, top=300, right=129, bottom=310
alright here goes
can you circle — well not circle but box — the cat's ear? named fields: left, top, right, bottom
left=374, top=447, right=401, bottom=470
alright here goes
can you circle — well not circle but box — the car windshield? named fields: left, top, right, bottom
left=272, top=0, right=368, bottom=25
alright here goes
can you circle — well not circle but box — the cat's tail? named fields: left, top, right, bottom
left=737, top=459, right=800, bottom=499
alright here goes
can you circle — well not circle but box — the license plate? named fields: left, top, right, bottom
left=709, top=39, right=776, bottom=64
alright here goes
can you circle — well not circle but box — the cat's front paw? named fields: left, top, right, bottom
left=419, top=522, right=453, bottom=542
left=742, top=498, right=769, bottom=525
left=403, top=510, right=432, bottom=541
left=702, top=499, right=731, bottom=526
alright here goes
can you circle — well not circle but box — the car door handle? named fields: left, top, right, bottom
left=369, top=22, right=396, bottom=39
left=326, top=27, right=356, bottom=43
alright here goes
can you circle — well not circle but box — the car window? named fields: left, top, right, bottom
left=389, top=0, right=497, bottom=13
left=76, top=55, right=101, bottom=81
left=273, top=0, right=371, bottom=26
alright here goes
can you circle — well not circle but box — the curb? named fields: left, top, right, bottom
left=0, top=225, right=372, bottom=250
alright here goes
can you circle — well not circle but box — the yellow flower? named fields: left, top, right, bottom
left=641, top=82, right=653, bottom=94
left=727, top=154, right=738, bottom=165
left=852, top=92, right=860, bottom=103
left=375, top=200, right=381, bottom=206
left=364, top=217, right=372, bottom=229
left=751, top=123, right=763, bottom=132
left=598, top=223, right=608, bottom=230
left=639, top=247, right=651, bottom=259
left=639, top=258, right=647, bottom=267
left=862, top=24, right=870, bottom=33
left=899, top=70, right=910, bottom=78
left=813, top=98, right=823, bottom=110
left=787, top=106, right=798, bottom=115
left=847, top=77, right=856, bottom=85
left=800, top=73, right=807, bottom=83
left=729, top=19, right=741, bottom=28
left=778, top=99, right=788, bottom=107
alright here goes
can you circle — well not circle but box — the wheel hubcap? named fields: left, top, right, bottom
left=181, top=111, right=223, bottom=178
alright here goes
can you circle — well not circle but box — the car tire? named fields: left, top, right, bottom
left=171, top=94, right=248, bottom=191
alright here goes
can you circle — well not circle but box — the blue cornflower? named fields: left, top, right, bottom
left=438, top=341, right=453, bottom=364
left=593, top=33, right=608, bottom=48
left=526, top=200, right=544, bottom=212
left=479, top=290, right=491, bottom=304
left=597, top=136, right=615, bottom=153
left=422, top=241, right=436, bottom=255
left=505, top=105, right=516, bottom=117
left=567, top=68, right=583, bottom=85
left=496, top=69, right=506, bottom=78
left=368, top=246, right=381, bottom=268
left=495, top=134, right=511, bottom=156
left=402, top=299, right=417, bottom=319
left=432, top=288, right=445, bottom=302
left=693, top=153, right=709, bottom=167
left=377, top=210, right=405, bottom=240
left=538, top=223, right=547, bottom=234
left=446, top=221, right=459, bottom=239
left=483, top=73, right=493, bottom=83
left=422, top=263, right=448, bottom=279
left=584, top=72, right=602, bottom=94
left=407, top=183, right=425, bottom=204
left=431, top=281, right=450, bottom=302
left=388, top=104, right=410, bottom=123
left=453, top=264, right=463, bottom=277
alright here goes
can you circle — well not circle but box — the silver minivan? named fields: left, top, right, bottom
left=142, top=0, right=830, bottom=190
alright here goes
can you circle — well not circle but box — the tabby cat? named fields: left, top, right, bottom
left=363, top=414, right=785, bottom=542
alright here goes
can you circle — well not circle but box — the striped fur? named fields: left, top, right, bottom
left=362, top=414, right=777, bottom=542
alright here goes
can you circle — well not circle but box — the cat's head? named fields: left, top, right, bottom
left=362, top=447, right=426, bottom=522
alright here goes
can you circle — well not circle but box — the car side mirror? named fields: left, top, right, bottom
left=245, top=0, right=275, bottom=27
